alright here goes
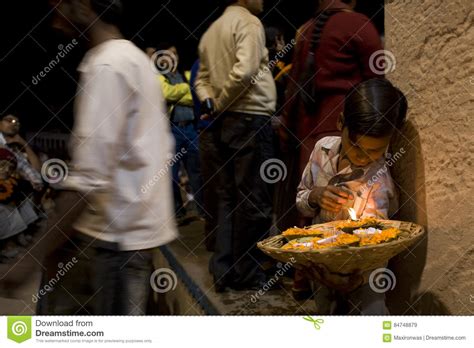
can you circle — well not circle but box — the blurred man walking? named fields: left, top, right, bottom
left=37, top=0, right=177, bottom=314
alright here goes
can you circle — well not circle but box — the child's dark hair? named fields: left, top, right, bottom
left=343, top=78, right=407, bottom=140
left=90, top=0, right=123, bottom=25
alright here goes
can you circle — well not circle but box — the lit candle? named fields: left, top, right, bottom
left=348, top=208, right=358, bottom=221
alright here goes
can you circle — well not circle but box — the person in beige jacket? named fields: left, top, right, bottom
left=195, top=0, right=277, bottom=292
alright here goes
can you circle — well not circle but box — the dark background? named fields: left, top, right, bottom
left=0, top=0, right=384, bottom=133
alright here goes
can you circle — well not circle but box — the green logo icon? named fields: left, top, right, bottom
left=7, top=316, right=32, bottom=343
left=383, top=321, right=392, bottom=330
left=303, top=316, right=324, bottom=330
left=383, top=333, right=392, bottom=343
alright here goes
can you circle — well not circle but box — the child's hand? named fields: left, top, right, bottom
left=309, top=185, right=354, bottom=213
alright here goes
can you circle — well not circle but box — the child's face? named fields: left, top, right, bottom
left=340, top=127, right=391, bottom=167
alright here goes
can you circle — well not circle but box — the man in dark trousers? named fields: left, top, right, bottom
left=195, top=0, right=277, bottom=292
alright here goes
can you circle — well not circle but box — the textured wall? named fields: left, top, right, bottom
left=384, top=0, right=473, bottom=314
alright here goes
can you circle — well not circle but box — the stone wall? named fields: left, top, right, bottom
left=385, top=0, right=473, bottom=314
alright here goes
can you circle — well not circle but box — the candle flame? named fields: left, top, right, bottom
left=348, top=208, right=358, bottom=221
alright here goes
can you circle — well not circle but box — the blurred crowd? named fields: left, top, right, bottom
left=0, top=114, right=53, bottom=261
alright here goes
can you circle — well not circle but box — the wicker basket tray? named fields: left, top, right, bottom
left=258, top=220, right=424, bottom=273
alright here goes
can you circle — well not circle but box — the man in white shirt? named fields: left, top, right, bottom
left=195, top=0, right=277, bottom=292
left=37, top=0, right=177, bottom=314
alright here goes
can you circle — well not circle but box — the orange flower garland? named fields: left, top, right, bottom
left=281, top=220, right=401, bottom=251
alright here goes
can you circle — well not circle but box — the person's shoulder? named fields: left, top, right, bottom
left=204, top=8, right=233, bottom=32
left=305, top=136, right=340, bottom=167
left=308, top=136, right=341, bottom=162
left=314, top=136, right=341, bottom=151
left=326, top=11, right=378, bottom=41
left=330, top=11, right=375, bottom=31
left=80, top=40, right=152, bottom=90
left=199, top=19, right=218, bottom=46
left=84, top=40, right=146, bottom=71
left=333, top=11, right=371, bottom=22
left=296, top=19, right=314, bottom=41
left=228, top=6, right=262, bottom=28
left=244, top=12, right=262, bottom=28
